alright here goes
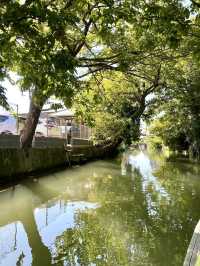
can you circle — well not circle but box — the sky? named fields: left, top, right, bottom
left=1, top=73, right=64, bottom=115
left=1, top=74, right=30, bottom=113
left=184, top=0, right=191, bottom=5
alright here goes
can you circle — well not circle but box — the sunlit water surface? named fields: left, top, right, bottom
left=0, top=150, right=200, bottom=266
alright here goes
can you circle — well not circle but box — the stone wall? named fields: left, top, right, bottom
left=0, top=135, right=20, bottom=148
left=0, top=148, right=67, bottom=182
left=71, top=138, right=93, bottom=146
left=0, top=135, right=67, bottom=149
left=0, top=135, right=92, bottom=148
left=0, top=143, right=117, bottom=183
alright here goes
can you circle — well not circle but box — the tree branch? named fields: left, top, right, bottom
left=191, top=0, right=200, bottom=8
left=77, top=66, right=116, bottom=79
left=72, top=19, right=93, bottom=56
left=78, top=54, right=120, bottom=62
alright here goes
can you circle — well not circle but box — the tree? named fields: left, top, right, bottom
left=74, top=62, right=164, bottom=146
left=0, top=0, right=190, bottom=148
left=147, top=58, right=200, bottom=158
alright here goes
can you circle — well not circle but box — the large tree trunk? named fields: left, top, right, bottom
left=20, top=93, right=45, bottom=149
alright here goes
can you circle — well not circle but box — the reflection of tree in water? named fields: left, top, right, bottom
left=52, top=173, right=151, bottom=266
left=52, top=158, right=200, bottom=266
left=155, top=161, right=200, bottom=233
left=16, top=252, right=25, bottom=266
left=54, top=212, right=130, bottom=265
left=1, top=156, right=198, bottom=265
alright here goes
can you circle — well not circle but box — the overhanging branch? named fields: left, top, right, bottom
left=191, top=0, right=200, bottom=8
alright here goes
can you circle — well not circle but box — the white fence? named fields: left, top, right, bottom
left=71, top=124, right=92, bottom=140
left=0, top=113, right=92, bottom=141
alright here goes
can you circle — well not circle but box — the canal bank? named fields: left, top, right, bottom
left=0, top=141, right=118, bottom=183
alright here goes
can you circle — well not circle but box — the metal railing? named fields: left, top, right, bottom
left=0, top=111, right=92, bottom=141
left=71, top=124, right=92, bottom=140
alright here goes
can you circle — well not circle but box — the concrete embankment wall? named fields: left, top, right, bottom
left=0, top=139, right=117, bottom=183
left=0, top=148, right=66, bottom=181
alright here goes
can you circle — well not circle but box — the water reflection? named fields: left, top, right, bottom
left=126, top=151, right=170, bottom=216
left=0, top=152, right=199, bottom=265
left=34, top=200, right=98, bottom=263
left=0, top=222, right=32, bottom=266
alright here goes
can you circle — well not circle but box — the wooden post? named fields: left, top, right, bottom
left=184, top=220, right=200, bottom=266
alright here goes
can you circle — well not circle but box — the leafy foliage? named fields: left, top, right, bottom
left=0, top=85, right=9, bottom=110
left=148, top=59, right=200, bottom=157
left=74, top=68, right=164, bottom=145
left=0, top=0, right=198, bottom=148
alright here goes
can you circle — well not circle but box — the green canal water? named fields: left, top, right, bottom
left=0, top=150, right=200, bottom=266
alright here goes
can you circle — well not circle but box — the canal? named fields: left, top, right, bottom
left=0, top=149, right=199, bottom=266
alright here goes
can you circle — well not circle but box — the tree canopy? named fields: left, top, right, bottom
left=1, top=0, right=199, bottom=149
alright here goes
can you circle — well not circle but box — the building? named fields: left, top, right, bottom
left=0, top=107, right=92, bottom=142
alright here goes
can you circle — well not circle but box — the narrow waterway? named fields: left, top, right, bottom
left=0, top=149, right=200, bottom=266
